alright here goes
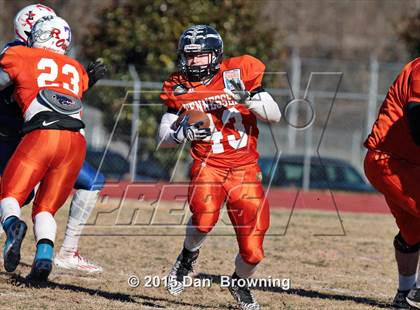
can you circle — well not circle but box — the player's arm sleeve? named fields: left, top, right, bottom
left=246, top=88, right=281, bottom=123
left=157, top=77, right=186, bottom=147
left=160, top=79, right=180, bottom=110
left=406, top=68, right=420, bottom=145
left=157, top=110, right=180, bottom=148
left=241, top=56, right=281, bottom=123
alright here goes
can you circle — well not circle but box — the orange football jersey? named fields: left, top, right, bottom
left=160, top=55, right=265, bottom=168
left=0, top=45, right=89, bottom=116
left=364, top=58, right=420, bottom=164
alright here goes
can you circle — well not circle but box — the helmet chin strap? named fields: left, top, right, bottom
left=185, top=52, right=218, bottom=81
left=200, top=72, right=216, bottom=85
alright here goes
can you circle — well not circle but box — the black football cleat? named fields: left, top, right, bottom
left=3, top=219, right=27, bottom=272
left=167, top=247, right=199, bottom=296
left=27, top=259, right=53, bottom=282
left=392, top=289, right=410, bottom=308
left=228, top=273, right=260, bottom=310
left=406, top=288, right=420, bottom=309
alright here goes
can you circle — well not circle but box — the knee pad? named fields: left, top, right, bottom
left=240, top=244, right=265, bottom=265
left=192, top=213, right=218, bottom=234
left=394, top=232, right=420, bottom=253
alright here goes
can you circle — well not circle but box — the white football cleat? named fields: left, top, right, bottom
left=54, top=250, right=103, bottom=273
left=167, top=248, right=199, bottom=296
left=228, top=273, right=261, bottom=310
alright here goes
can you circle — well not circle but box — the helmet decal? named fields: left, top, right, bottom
left=29, top=15, right=72, bottom=54
left=14, top=4, right=56, bottom=43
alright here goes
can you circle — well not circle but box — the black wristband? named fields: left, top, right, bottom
left=167, top=107, right=180, bottom=115
left=250, top=86, right=265, bottom=97
left=406, top=102, right=420, bottom=145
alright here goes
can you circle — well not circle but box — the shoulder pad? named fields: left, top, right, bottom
left=1, top=40, right=25, bottom=55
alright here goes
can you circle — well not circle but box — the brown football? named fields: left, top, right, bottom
left=171, top=110, right=210, bottom=130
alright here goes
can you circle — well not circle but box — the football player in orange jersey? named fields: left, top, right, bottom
left=0, top=3, right=107, bottom=273
left=0, top=15, right=89, bottom=282
left=364, top=58, right=420, bottom=308
left=157, top=25, right=281, bottom=310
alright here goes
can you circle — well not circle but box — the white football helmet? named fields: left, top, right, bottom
left=14, top=4, right=56, bottom=43
left=28, top=15, right=71, bottom=55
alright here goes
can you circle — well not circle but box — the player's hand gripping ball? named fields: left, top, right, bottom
left=171, top=110, right=211, bottom=143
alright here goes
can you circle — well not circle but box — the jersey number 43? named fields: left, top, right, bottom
left=207, top=107, right=249, bottom=154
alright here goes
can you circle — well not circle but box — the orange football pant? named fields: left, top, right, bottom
left=188, top=160, right=270, bottom=265
left=364, top=150, right=420, bottom=245
left=0, top=129, right=86, bottom=218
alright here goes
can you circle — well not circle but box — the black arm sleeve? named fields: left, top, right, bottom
left=250, top=86, right=265, bottom=97
left=406, top=102, right=420, bottom=145
left=167, top=107, right=180, bottom=115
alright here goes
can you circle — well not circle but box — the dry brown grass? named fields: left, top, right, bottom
left=0, top=199, right=400, bottom=309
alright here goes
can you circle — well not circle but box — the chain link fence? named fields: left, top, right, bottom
left=82, top=53, right=405, bottom=190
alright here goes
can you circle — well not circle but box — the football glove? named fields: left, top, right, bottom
left=224, top=79, right=250, bottom=105
left=87, top=58, right=108, bottom=88
left=172, top=115, right=211, bottom=143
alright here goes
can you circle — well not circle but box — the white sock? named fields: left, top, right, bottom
left=34, top=211, right=57, bottom=243
left=399, top=273, right=416, bottom=291
left=60, top=190, right=99, bottom=254
left=183, top=217, right=207, bottom=252
left=0, top=197, right=21, bottom=223
left=235, top=254, right=258, bottom=278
